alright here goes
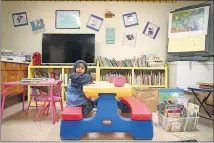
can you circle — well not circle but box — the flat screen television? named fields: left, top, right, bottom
left=42, top=33, right=95, bottom=64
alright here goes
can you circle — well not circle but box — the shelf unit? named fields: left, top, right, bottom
left=27, top=61, right=168, bottom=102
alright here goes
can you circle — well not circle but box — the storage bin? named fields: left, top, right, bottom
left=113, top=77, right=125, bottom=87
left=146, top=59, right=165, bottom=67
left=157, top=112, right=199, bottom=132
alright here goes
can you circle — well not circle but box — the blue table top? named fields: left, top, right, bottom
left=187, top=86, right=214, bottom=92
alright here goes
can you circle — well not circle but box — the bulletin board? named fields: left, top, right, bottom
left=168, top=35, right=206, bottom=53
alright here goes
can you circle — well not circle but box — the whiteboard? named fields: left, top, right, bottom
left=55, top=10, right=80, bottom=29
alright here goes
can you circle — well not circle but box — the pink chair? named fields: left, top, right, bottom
left=26, top=80, right=64, bottom=122
left=25, top=87, right=47, bottom=114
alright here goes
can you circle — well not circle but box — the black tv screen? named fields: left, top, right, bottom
left=42, top=33, right=95, bottom=64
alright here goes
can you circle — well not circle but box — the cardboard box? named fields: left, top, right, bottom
left=197, top=91, right=213, bottom=114
left=133, top=88, right=158, bottom=112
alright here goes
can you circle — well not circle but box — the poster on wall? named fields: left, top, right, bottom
left=106, top=28, right=115, bottom=44
left=55, top=10, right=80, bottom=29
left=86, top=14, right=104, bottom=32
left=12, top=12, right=28, bottom=27
left=30, top=18, right=45, bottom=34
left=122, top=32, right=137, bottom=47
left=143, top=22, right=160, bottom=39
left=168, top=5, right=210, bottom=38
left=122, top=12, right=138, bottom=28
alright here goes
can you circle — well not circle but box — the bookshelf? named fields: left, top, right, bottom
left=27, top=58, right=168, bottom=102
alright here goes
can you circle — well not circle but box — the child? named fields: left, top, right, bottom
left=66, top=60, right=96, bottom=117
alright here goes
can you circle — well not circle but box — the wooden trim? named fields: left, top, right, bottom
left=2, top=0, right=176, bottom=2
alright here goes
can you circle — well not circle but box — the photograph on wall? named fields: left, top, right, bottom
left=30, top=18, right=45, bottom=34
left=143, top=22, right=160, bottom=39
left=12, top=12, right=28, bottom=27
left=122, top=32, right=137, bottom=47
left=86, top=14, right=104, bottom=32
left=55, top=10, right=80, bottom=29
left=168, top=5, right=210, bottom=38
left=122, top=12, right=138, bottom=28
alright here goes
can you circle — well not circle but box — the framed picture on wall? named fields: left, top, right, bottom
left=55, top=10, right=80, bottom=29
left=122, top=12, right=138, bottom=28
left=12, top=12, right=28, bottom=27
left=143, top=22, right=160, bottom=39
left=86, top=14, right=104, bottom=32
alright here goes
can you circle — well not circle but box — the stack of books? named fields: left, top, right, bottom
left=21, top=78, right=43, bottom=82
left=197, top=82, right=214, bottom=89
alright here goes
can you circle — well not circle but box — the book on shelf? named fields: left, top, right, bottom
left=64, top=73, right=71, bottom=85
left=33, top=69, right=62, bottom=80
left=97, top=55, right=164, bottom=67
left=21, top=78, right=43, bottom=82
left=134, top=71, right=165, bottom=85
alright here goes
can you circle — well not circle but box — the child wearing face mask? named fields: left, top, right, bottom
left=66, top=60, right=96, bottom=117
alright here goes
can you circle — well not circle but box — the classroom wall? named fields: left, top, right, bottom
left=1, top=1, right=202, bottom=60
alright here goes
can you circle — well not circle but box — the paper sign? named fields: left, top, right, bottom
left=168, top=35, right=206, bottom=53
left=106, top=28, right=115, bottom=44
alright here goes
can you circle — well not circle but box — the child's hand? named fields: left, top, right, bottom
left=91, top=72, right=96, bottom=81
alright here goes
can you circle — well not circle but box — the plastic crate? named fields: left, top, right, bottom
left=157, top=112, right=199, bottom=132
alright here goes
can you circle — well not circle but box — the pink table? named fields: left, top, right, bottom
left=1, top=79, right=62, bottom=124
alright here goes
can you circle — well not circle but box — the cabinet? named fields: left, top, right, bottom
left=168, top=61, right=213, bottom=90
left=6, top=71, right=20, bottom=96
left=1, top=62, right=29, bottom=96
left=1, top=71, right=6, bottom=94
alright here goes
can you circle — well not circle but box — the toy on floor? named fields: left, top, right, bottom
left=60, top=94, right=153, bottom=140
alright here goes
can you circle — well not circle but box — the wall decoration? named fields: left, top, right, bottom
left=143, top=22, right=160, bottom=39
left=12, top=12, right=28, bottom=27
left=30, top=18, right=45, bottom=34
left=106, top=28, right=115, bottom=44
left=122, top=12, right=138, bottom=28
left=105, top=9, right=115, bottom=18
left=86, top=14, right=104, bottom=32
left=122, top=32, right=137, bottom=47
left=168, top=6, right=210, bottom=38
left=55, top=10, right=80, bottom=29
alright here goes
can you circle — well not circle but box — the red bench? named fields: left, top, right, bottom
left=121, top=96, right=152, bottom=120
left=61, top=106, right=83, bottom=120
left=61, top=96, right=152, bottom=121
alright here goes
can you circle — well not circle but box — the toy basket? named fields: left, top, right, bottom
left=157, top=112, right=199, bottom=132
left=113, top=76, right=126, bottom=87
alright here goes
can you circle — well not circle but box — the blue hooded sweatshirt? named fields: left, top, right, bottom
left=66, top=60, right=92, bottom=106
